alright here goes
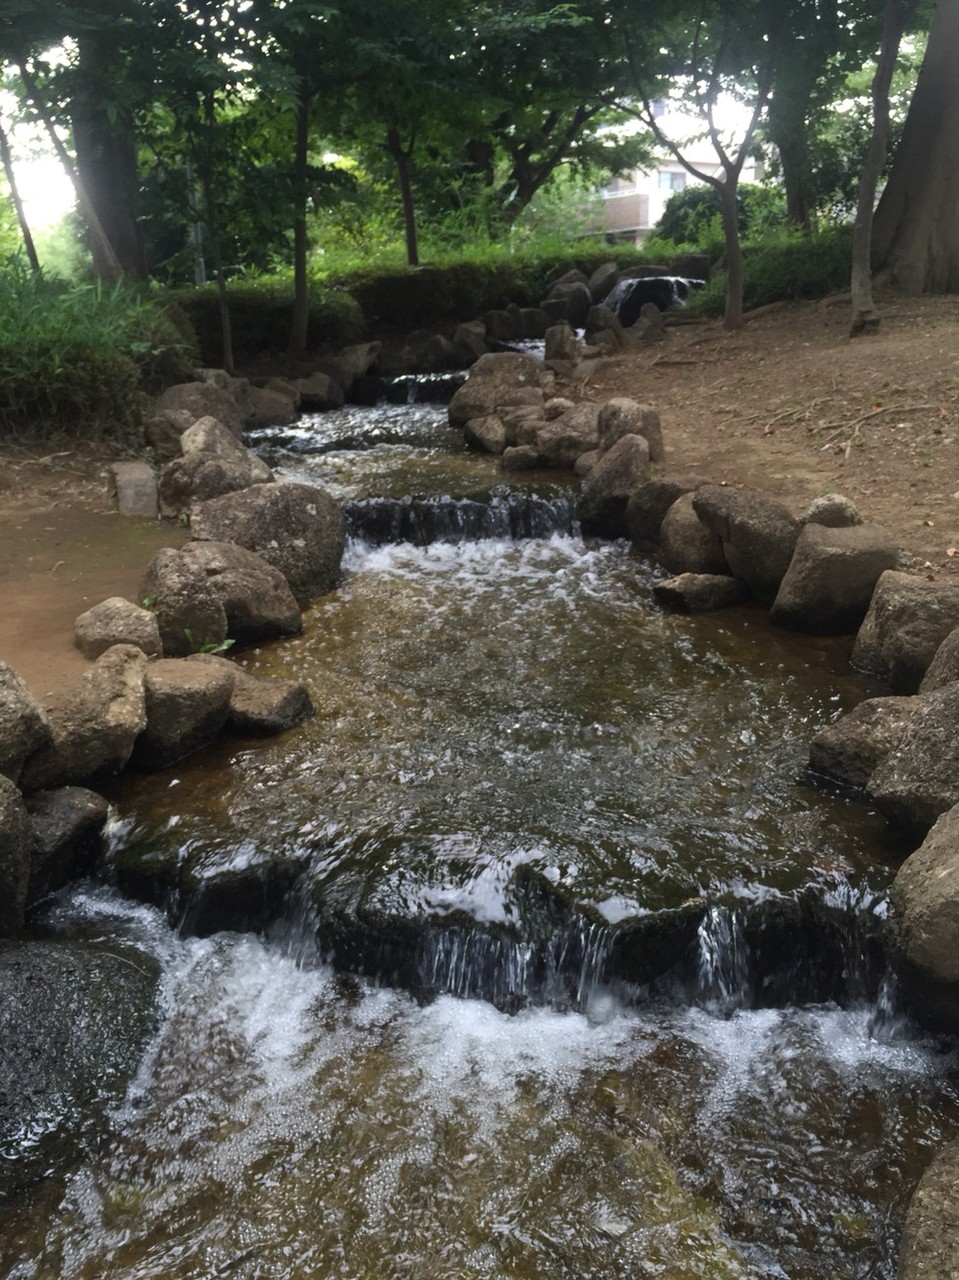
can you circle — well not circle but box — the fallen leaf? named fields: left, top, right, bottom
left=925, top=519, right=935, bottom=527
left=947, top=548, right=958, bottom=557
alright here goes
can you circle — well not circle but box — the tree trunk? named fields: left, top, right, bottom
left=850, top=0, right=905, bottom=336
left=872, top=0, right=959, bottom=293
left=200, top=92, right=234, bottom=374
left=0, top=122, right=40, bottom=272
left=17, top=61, right=124, bottom=282
left=388, top=127, right=419, bottom=267
left=287, top=81, right=312, bottom=364
left=719, top=180, right=745, bottom=330
left=766, top=69, right=817, bottom=233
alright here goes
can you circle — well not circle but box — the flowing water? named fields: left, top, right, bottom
left=4, top=390, right=958, bottom=1277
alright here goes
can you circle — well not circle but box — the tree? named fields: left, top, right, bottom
left=872, top=0, right=959, bottom=293
left=603, top=0, right=778, bottom=329
left=849, top=0, right=907, bottom=335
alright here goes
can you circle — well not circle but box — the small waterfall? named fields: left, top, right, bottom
left=696, top=905, right=751, bottom=1013
left=416, top=917, right=613, bottom=1012
left=343, top=492, right=579, bottom=546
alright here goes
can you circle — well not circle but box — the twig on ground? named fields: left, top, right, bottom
left=817, top=403, right=940, bottom=450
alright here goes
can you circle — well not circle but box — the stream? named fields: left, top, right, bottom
left=3, top=382, right=958, bottom=1278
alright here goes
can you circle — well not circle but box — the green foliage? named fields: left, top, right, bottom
left=688, top=225, right=853, bottom=315
left=0, top=259, right=194, bottom=438
left=653, top=183, right=787, bottom=250
left=183, top=629, right=235, bottom=655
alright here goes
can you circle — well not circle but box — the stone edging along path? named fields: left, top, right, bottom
left=2, top=351, right=959, bottom=1274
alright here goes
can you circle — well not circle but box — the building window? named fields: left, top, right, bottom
left=657, top=169, right=686, bottom=192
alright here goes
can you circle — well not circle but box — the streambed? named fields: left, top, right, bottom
left=4, top=393, right=958, bottom=1277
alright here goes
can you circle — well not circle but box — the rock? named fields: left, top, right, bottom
left=584, top=305, right=627, bottom=350
left=579, top=434, right=651, bottom=538
left=189, top=482, right=345, bottom=607
left=464, top=414, right=508, bottom=454
left=625, top=475, right=708, bottom=550
left=0, top=940, right=158, bottom=1197
left=313, top=342, right=382, bottom=394
left=25, top=786, right=110, bottom=904
left=801, top=493, right=863, bottom=528
left=0, top=777, right=31, bottom=935
left=693, top=485, right=800, bottom=602
left=637, top=301, right=667, bottom=340
left=144, top=408, right=194, bottom=460
left=158, top=416, right=274, bottom=517
left=133, top=656, right=235, bottom=771
left=180, top=541, right=302, bottom=642
left=0, top=665, right=52, bottom=785
left=74, top=596, right=162, bottom=661
left=659, top=493, right=729, bottom=576
left=155, top=381, right=244, bottom=435
left=606, top=277, right=682, bottom=326
left=140, top=548, right=229, bottom=658
left=552, top=268, right=590, bottom=289
left=108, top=461, right=158, bottom=518
left=498, top=404, right=545, bottom=446
left=808, top=696, right=918, bottom=790
left=544, top=322, right=581, bottom=363
left=653, top=573, right=750, bottom=613
left=597, top=399, right=664, bottom=463
left=851, top=571, right=959, bottom=693
left=501, top=445, right=544, bottom=472
left=448, top=352, right=544, bottom=428
left=920, top=627, right=959, bottom=693
left=483, top=309, right=519, bottom=341
left=541, top=297, right=572, bottom=326
left=194, top=367, right=235, bottom=391
left=544, top=397, right=576, bottom=421
left=897, top=1138, right=959, bottom=1276
left=868, top=684, right=959, bottom=832
left=770, top=523, right=900, bottom=635
left=534, top=403, right=601, bottom=469
left=19, top=645, right=147, bottom=793
left=588, top=262, right=620, bottom=303
left=239, top=384, right=298, bottom=427
left=545, top=280, right=592, bottom=327
left=188, top=654, right=314, bottom=735
left=889, top=804, right=959, bottom=1030
left=574, top=449, right=599, bottom=476
left=180, top=415, right=249, bottom=460
left=452, top=320, right=488, bottom=363
left=297, top=371, right=346, bottom=411
left=262, top=376, right=301, bottom=408
left=406, top=332, right=458, bottom=373
left=517, top=308, right=548, bottom=339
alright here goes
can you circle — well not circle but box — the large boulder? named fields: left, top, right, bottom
left=187, top=654, right=314, bottom=736
left=297, top=371, right=346, bottom=412
left=180, top=541, right=302, bottom=642
left=578, top=434, right=651, bottom=538
left=693, top=485, right=800, bottom=602
left=897, top=1138, right=959, bottom=1278
left=154, top=381, right=243, bottom=435
left=851, top=571, right=959, bottom=693
left=534, top=403, right=601, bottom=469
left=868, top=683, right=959, bottom=832
left=587, top=261, right=620, bottom=303
left=143, top=408, right=194, bottom=460
left=19, top=646, right=147, bottom=793
left=189, top=482, right=345, bottom=607
left=544, top=280, right=592, bottom=327
left=25, top=786, right=110, bottom=904
left=0, top=777, right=31, bottom=935
left=463, top=414, right=508, bottom=455
left=448, top=352, right=543, bottom=427
left=807, top=696, right=918, bottom=790
left=74, top=596, right=162, bottom=661
left=597, top=399, right=664, bottom=463
left=313, top=342, right=382, bottom=395
left=659, top=493, right=729, bottom=576
left=625, top=475, right=708, bottom=550
left=920, top=627, right=959, bottom=693
left=140, top=548, right=229, bottom=658
left=158, top=415, right=274, bottom=517
left=133, top=657, right=235, bottom=771
left=770, top=523, right=900, bottom=635
left=238, top=384, right=297, bottom=428
left=653, top=573, right=749, bottom=613
left=544, top=322, right=581, bottom=363
left=0, top=940, right=159, bottom=1197
left=889, top=804, right=959, bottom=1030
left=0, top=664, right=51, bottom=785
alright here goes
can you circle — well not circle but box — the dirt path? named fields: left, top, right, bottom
left=1, top=296, right=956, bottom=702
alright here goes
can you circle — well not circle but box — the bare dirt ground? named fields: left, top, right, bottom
left=1, top=294, right=956, bottom=703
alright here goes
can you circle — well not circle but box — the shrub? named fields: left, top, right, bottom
left=0, top=261, right=194, bottom=439
left=688, top=225, right=853, bottom=316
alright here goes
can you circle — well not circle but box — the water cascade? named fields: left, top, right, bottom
left=4, top=374, right=958, bottom=1279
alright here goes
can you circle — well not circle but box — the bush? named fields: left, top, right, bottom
left=0, top=261, right=194, bottom=439
left=167, top=280, right=363, bottom=365
left=688, top=225, right=853, bottom=316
